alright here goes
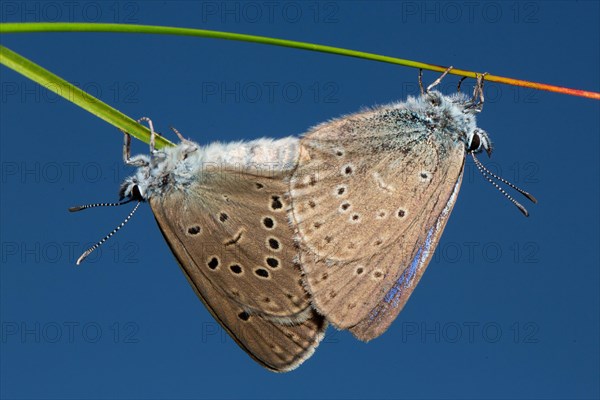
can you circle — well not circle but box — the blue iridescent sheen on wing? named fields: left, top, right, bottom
left=366, top=172, right=463, bottom=323
left=381, top=226, right=435, bottom=311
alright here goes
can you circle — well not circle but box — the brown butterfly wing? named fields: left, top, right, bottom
left=150, top=170, right=311, bottom=322
left=349, top=169, right=464, bottom=341
left=289, top=106, right=466, bottom=335
left=151, top=197, right=327, bottom=371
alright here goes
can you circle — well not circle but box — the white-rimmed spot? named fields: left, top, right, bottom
left=339, top=202, right=351, bottom=212
left=341, top=163, right=355, bottom=176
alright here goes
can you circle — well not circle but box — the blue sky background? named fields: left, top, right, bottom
left=1, top=1, right=599, bottom=399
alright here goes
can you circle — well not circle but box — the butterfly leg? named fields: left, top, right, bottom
left=470, top=72, right=488, bottom=111
left=457, top=76, right=468, bottom=93
left=136, top=117, right=157, bottom=153
left=169, top=126, right=189, bottom=142
left=418, top=69, right=425, bottom=95
left=121, top=129, right=149, bottom=167
left=478, top=72, right=488, bottom=104
left=426, top=65, right=453, bottom=92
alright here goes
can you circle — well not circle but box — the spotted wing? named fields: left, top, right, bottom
left=289, top=106, right=466, bottom=337
left=349, top=169, right=463, bottom=341
left=150, top=169, right=311, bottom=323
left=151, top=197, right=327, bottom=371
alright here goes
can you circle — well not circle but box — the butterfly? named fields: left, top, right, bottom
left=72, top=122, right=326, bottom=372
left=287, top=72, right=536, bottom=341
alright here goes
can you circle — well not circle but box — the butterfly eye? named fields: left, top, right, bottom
left=468, top=132, right=481, bottom=152
left=130, top=184, right=144, bottom=200
left=468, top=129, right=493, bottom=157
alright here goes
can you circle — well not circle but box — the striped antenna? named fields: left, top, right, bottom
left=471, top=154, right=537, bottom=204
left=76, top=202, right=141, bottom=265
left=471, top=153, right=536, bottom=217
left=69, top=198, right=135, bottom=212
